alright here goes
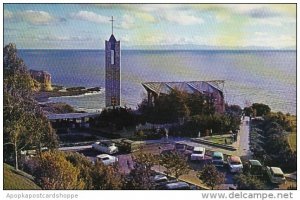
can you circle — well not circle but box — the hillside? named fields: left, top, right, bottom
left=287, top=115, right=297, bottom=152
left=4, top=163, right=41, bottom=190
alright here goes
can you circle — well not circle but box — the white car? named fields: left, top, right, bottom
left=227, top=156, right=243, bottom=173
left=92, top=141, right=118, bottom=154
left=162, top=181, right=190, bottom=190
left=153, top=174, right=168, bottom=184
left=190, top=147, right=205, bottom=161
left=96, top=154, right=118, bottom=165
left=266, top=166, right=286, bottom=184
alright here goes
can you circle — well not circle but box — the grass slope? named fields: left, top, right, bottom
left=288, top=133, right=296, bottom=152
left=287, top=115, right=297, bottom=152
left=4, top=163, right=41, bottom=190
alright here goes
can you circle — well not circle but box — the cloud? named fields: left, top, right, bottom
left=4, top=10, right=64, bottom=25
left=117, top=13, right=155, bottom=29
left=19, top=10, right=55, bottom=25
left=163, top=12, right=204, bottom=26
left=4, top=10, right=13, bottom=19
left=211, top=5, right=294, bottom=27
left=120, top=35, right=130, bottom=43
left=253, top=16, right=295, bottom=27
left=254, top=32, right=268, bottom=36
left=215, top=13, right=231, bottom=23
left=71, top=11, right=110, bottom=24
left=38, top=34, right=91, bottom=42
left=119, top=14, right=135, bottom=29
left=247, top=7, right=280, bottom=18
left=246, top=34, right=295, bottom=49
left=135, top=13, right=157, bottom=23
left=134, top=4, right=183, bottom=12
left=139, top=32, right=203, bottom=46
left=211, top=5, right=280, bottom=20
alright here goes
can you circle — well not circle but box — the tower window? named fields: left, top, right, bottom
left=111, top=50, right=114, bottom=64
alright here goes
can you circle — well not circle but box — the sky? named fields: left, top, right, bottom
left=3, top=4, right=296, bottom=49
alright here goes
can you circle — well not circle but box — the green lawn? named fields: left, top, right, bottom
left=204, top=134, right=233, bottom=145
left=4, top=163, right=41, bottom=190
left=288, top=133, right=296, bottom=152
left=287, top=115, right=297, bottom=152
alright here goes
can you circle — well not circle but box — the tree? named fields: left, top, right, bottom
left=124, top=153, right=157, bottom=189
left=33, top=151, right=84, bottom=189
left=244, top=106, right=253, bottom=117
left=187, top=93, right=214, bottom=116
left=61, top=152, right=124, bottom=190
left=160, top=151, right=190, bottom=179
left=138, top=89, right=216, bottom=123
left=233, top=174, right=265, bottom=190
left=4, top=43, right=34, bottom=97
left=264, top=112, right=291, bottom=131
left=3, top=43, right=58, bottom=170
left=65, top=152, right=94, bottom=189
left=91, top=161, right=124, bottom=190
left=252, top=103, right=271, bottom=116
left=94, top=107, right=137, bottom=130
left=125, top=163, right=155, bottom=190
left=226, top=104, right=242, bottom=116
left=198, top=164, right=225, bottom=190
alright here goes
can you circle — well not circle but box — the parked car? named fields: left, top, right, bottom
left=212, top=152, right=224, bottom=167
left=92, top=141, right=118, bottom=154
left=153, top=174, right=168, bottom=184
left=266, top=166, right=286, bottom=184
left=96, top=154, right=118, bottom=165
left=112, top=139, right=143, bottom=153
left=161, top=181, right=190, bottom=190
left=190, top=147, right=205, bottom=161
left=174, top=142, right=187, bottom=152
left=227, top=156, right=243, bottom=173
left=248, top=160, right=263, bottom=176
left=152, top=174, right=169, bottom=189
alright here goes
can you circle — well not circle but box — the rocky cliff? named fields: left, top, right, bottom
left=29, top=69, right=53, bottom=91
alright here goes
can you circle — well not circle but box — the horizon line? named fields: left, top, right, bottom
left=17, top=48, right=296, bottom=51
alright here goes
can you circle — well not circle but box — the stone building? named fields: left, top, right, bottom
left=105, top=33, right=121, bottom=107
left=142, top=81, right=225, bottom=113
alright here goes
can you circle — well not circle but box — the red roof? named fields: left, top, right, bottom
left=229, top=156, right=241, bottom=163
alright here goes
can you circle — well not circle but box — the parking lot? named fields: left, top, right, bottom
left=71, top=142, right=236, bottom=189
left=65, top=140, right=295, bottom=190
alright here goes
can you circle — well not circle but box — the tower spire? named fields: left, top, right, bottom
left=110, top=16, right=114, bottom=34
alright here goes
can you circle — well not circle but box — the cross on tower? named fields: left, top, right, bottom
left=110, top=16, right=114, bottom=34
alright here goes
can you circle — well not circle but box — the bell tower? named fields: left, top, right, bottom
left=105, top=16, right=121, bottom=107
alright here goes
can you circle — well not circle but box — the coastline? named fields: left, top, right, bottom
left=34, top=86, right=102, bottom=102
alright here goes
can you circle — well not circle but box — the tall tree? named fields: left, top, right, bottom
left=3, top=43, right=58, bottom=170
left=34, top=151, right=84, bottom=189
left=251, top=103, right=271, bottom=117
left=198, top=164, right=225, bottom=190
left=65, top=152, right=94, bottom=189
left=91, top=161, right=124, bottom=190
left=160, top=151, right=190, bottom=179
left=124, top=153, right=157, bottom=190
left=233, top=174, right=265, bottom=190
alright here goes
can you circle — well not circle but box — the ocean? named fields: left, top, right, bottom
left=18, top=49, right=296, bottom=114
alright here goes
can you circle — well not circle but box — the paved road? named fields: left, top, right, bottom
left=58, top=117, right=251, bottom=189
left=59, top=145, right=91, bottom=151
left=237, top=116, right=251, bottom=159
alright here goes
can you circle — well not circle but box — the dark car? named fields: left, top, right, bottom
left=248, top=160, right=264, bottom=176
left=174, top=142, right=187, bottom=152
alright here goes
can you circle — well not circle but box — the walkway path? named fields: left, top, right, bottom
left=236, top=116, right=251, bottom=159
